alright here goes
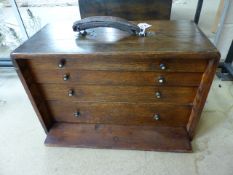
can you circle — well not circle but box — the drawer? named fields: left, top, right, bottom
left=25, top=57, right=207, bottom=72
left=47, top=101, right=191, bottom=127
left=37, top=84, right=197, bottom=104
left=30, top=70, right=202, bottom=86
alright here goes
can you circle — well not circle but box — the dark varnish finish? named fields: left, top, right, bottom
left=79, top=0, right=172, bottom=20
left=11, top=21, right=218, bottom=56
left=29, top=69, right=203, bottom=86
left=47, top=101, right=191, bottom=127
left=38, top=84, right=197, bottom=104
left=25, top=58, right=208, bottom=72
left=187, top=59, right=219, bottom=139
left=45, top=123, right=192, bottom=152
left=11, top=20, right=220, bottom=152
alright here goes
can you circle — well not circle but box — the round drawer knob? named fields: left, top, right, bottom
left=160, top=63, right=166, bottom=70
left=68, top=89, right=74, bottom=96
left=155, top=92, right=161, bottom=98
left=63, top=74, right=69, bottom=81
left=153, top=114, right=160, bottom=121
left=158, top=77, right=165, bottom=84
left=74, top=111, right=81, bottom=117
left=58, top=59, right=65, bottom=68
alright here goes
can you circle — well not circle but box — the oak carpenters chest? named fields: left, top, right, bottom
left=11, top=19, right=220, bottom=152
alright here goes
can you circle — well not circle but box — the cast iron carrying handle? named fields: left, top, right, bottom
left=72, top=16, right=142, bottom=36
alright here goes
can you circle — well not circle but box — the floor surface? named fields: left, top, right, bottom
left=0, top=69, right=233, bottom=175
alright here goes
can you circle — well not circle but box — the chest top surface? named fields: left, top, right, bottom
left=11, top=20, right=219, bottom=58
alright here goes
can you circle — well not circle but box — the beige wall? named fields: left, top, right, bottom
left=216, top=0, right=233, bottom=59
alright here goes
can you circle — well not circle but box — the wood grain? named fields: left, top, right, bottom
left=79, top=0, right=172, bottom=20
left=29, top=70, right=203, bottom=86
left=47, top=101, right=191, bottom=126
left=11, top=21, right=218, bottom=57
left=38, top=84, right=197, bottom=104
left=13, top=60, right=53, bottom=133
left=45, top=123, right=192, bottom=152
left=187, top=58, right=220, bottom=139
left=25, top=58, right=208, bottom=72
left=11, top=20, right=220, bottom=152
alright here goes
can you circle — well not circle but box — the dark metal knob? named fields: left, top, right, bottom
left=160, top=63, right=166, bottom=70
left=74, top=111, right=81, bottom=117
left=158, top=77, right=165, bottom=84
left=153, top=114, right=160, bottom=121
left=58, top=59, right=65, bottom=68
left=63, top=74, right=69, bottom=81
left=68, top=89, right=74, bottom=96
left=155, top=92, right=161, bottom=99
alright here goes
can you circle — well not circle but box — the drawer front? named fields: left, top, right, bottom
left=37, top=84, right=197, bottom=104
left=25, top=57, right=207, bottom=72
left=30, top=70, right=202, bottom=86
left=47, top=101, right=191, bottom=127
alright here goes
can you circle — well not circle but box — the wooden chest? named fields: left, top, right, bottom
left=11, top=20, right=220, bottom=152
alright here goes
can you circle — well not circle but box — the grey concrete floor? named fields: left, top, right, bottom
left=0, top=69, right=233, bottom=175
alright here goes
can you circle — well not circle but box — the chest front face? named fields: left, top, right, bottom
left=11, top=21, right=220, bottom=152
